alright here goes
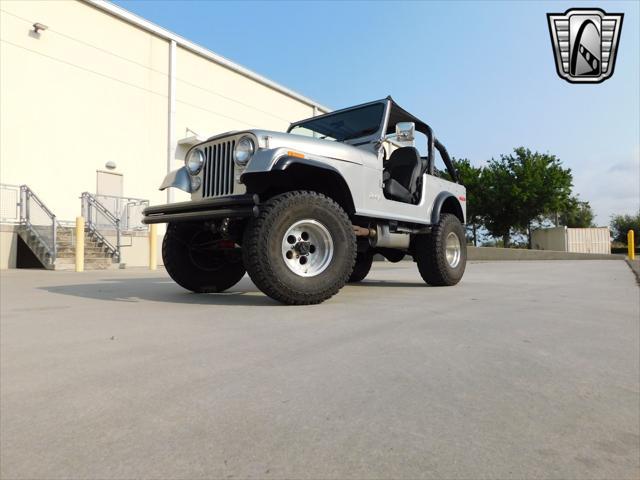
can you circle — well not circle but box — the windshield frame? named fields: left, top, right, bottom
left=287, top=98, right=459, bottom=183
left=288, top=100, right=389, bottom=146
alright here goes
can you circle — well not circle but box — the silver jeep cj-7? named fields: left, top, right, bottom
left=143, top=97, right=467, bottom=305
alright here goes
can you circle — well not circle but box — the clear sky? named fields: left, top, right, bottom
left=114, top=0, right=639, bottom=224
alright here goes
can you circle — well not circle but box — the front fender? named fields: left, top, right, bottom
left=271, top=156, right=343, bottom=176
left=242, top=147, right=360, bottom=174
left=241, top=147, right=287, bottom=174
left=239, top=148, right=350, bottom=188
left=240, top=151, right=357, bottom=214
left=159, top=167, right=192, bottom=193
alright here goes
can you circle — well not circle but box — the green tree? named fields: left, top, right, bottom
left=610, top=212, right=640, bottom=246
left=481, top=158, right=519, bottom=247
left=482, top=148, right=573, bottom=247
left=451, top=158, right=484, bottom=246
left=558, top=197, right=595, bottom=228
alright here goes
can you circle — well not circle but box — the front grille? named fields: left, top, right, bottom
left=202, top=140, right=235, bottom=198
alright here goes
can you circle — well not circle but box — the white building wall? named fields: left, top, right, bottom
left=0, top=0, right=325, bottom=222
left=1, top=0, right=170, bottom=221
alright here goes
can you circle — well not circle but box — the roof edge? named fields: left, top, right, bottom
left=290, top=98, right=389, bottom=127
left=82, top=0, right=331, bottom=112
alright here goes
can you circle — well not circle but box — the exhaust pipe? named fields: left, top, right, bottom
left=352, top=224, right=410, bottom=249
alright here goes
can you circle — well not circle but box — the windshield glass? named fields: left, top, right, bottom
left=289, top=103, right=385, bottom=142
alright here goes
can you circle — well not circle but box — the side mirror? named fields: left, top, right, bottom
left=395, top=122, right=415, bottom=142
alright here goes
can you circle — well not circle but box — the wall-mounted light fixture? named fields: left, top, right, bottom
left=105, top=161, right=117, bottom=170
left=32, top=23, right=48, bottom=34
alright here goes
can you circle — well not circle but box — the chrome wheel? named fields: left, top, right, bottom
left=281, top=219, right=334, bottom=277
left=445, top=232, right=461, bottom=268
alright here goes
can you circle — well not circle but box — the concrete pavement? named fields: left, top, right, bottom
left=1, top=261, right=638, bottom=479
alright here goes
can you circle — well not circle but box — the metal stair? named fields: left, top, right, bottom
left=52, top=227, right=118, bottom=271
left=16, top=226, right=117, bottom=270
left=2, top=185, right=150, bottom=270
left=16, top=224, right=55, bottom=269
left=12, top=185, right=58, bottom=270
left=2, top=185, right=119, bottom=270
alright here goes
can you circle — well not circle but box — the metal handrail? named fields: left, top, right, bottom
left=82, top=192, right=119, bottom=224
left=20, top=185, right=57, bottom=262
left=94, top=193, right=148, bottom=202
left=94, top=194, right=149, bottom=232
left=22, top=186, right=55, bottom=219
left=81, top=192, right=121, bottom=262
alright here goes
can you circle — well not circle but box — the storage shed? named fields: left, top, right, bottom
left=531, top=227, right=611, bottom=254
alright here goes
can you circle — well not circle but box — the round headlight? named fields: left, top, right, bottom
left=186, top=148, right=204, bottom=174
left=234, top=136, right=255, bottom=166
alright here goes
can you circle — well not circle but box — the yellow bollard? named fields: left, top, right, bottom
left=75, top=216, right=84, bottom=272
left=149, top=224, right=157, bottom=270
left=628, top=230, right=635, bottom=260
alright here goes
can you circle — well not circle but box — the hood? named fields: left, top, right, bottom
left=247, top=129, right=373, bottom=165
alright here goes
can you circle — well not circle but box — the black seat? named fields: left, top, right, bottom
left=383, top=147, right=423, bottom=203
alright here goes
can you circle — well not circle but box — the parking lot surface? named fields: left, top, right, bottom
left=1, top=261, right=639, bottom=479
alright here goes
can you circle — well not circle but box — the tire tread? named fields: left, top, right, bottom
left=348, top=251, right=374, bottom=283
left=243, top=191, right=356, bottom=305
left=415, top=213, right=466, bottom=286
left=162, top=223, right=245, bottom=293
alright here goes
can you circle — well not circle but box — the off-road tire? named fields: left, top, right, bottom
left=162, top=222, right=246, bottom=293
left=415, top=213, right=466, bottom=286
left=243, top=191, right=356, bottom=305
left=348, top=251, right=374, bottom=283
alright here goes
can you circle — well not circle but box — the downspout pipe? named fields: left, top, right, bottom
left=167, top=40, right=176, bottom=203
